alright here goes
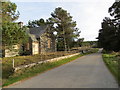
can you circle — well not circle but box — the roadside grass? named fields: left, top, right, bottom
left=2, top=48, right=99, bottom=68
left=2, top=51, right=79, bottom=80
left=3, top=54, right=82, bottom=87
left=2, top=48, right=99, bottom=87
left=102, top=53, right=120, bottom=85
left=2, top=51, right=78, bottom=67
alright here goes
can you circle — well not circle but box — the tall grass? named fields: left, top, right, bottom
left=102, top=53, right=120, bottom=85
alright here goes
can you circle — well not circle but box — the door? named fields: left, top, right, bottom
left=32, top=42, right=39, bottom=55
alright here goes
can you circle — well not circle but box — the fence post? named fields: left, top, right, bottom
left=13, top=59, right=14, bottom=68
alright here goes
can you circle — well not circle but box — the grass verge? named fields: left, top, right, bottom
left=3, top=54, right=82, bottom=87
left=102, top=53, right=120, bottom=85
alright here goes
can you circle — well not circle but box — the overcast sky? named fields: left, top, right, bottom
left=11, top=0, right=115, bottom=41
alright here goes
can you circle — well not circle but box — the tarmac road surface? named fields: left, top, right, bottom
left=7, top=52, right=118, bottom=88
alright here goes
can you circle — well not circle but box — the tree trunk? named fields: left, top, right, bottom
left=64, top=36, right=67, bottom=51
left=68, top=45, right=70, bottom=51
left=63, top=28, right=67, bottom=51
left=55, top=38, right=57, bottom=52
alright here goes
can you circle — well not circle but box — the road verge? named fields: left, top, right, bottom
left=102, top=53, right=120, bottom=86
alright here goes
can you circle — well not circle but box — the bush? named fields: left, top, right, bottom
left=102, top=49, right=113, bottom=54
left=2, top=63, right=14, bottom=79
left=19, top=50, right=31, bottom=56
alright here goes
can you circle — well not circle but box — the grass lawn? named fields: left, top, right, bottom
left=102, top=52, right=120, bottom=85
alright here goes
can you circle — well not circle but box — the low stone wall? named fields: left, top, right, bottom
left=5, top=49, right=19, bottom=57
left=4, top=45, right=20, bottom=57
left=14, top=53, right=80, bottom=72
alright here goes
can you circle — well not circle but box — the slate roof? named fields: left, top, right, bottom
left=27, top=25, right=48, bottom=41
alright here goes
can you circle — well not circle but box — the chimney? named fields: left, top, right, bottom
left=18, top=22, right=23, bottom=28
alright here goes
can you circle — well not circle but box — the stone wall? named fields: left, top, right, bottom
left=40, top=33, right=55, bottom=53
left=4, top=45, right=19, bottom=57
left=14, top=53, right=80, bottom=72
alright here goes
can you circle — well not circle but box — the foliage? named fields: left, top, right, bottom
left=82, top=41, right=97, bottom=47
left=1, top=1, right=19, bottom=22
left=19, top=50, right=31, bottom=56
left=28, top=18, right=46, bottom=28
left=103, top=53, right=120, bottom=85
left=98, top=17, right=119, bottom=51
left=1, top=1, right=28, bottom=47
left=97, top=1, right=120, bottom=52
left=86, top=48, right=99, bottom=54
left=27, top=7, right=80, bottom=51
left=109, top=1, right=120, bottom=20
left=50, top=7, right=80, bottom=51
left=57, top=38, right=65, bottom=51
left=2, top=22, right=28, bottom=46
left=2, top=63, right=14, bottom=79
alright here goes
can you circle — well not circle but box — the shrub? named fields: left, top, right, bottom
left=19, top=50, right=31, bottom=56
left=2, top=63, right=14, bottom=79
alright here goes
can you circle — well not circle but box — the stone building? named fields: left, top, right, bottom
left=2, top=22, right=23, bottom=57
left=23, top=25, right=56, bottom=55
left=2, top=23, right=56, bottom=57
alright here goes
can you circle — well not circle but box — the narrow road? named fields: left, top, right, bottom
left=7, top=52, right=118, bottom=88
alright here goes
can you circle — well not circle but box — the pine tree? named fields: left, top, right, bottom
left=98, top=1, right=120, bottom=52
left=50, top=7, right=80, bottom=51
left=1, top=1, right=28, bottom=47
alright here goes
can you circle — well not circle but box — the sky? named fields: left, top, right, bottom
left=10, top=0, right=115, bottom=41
